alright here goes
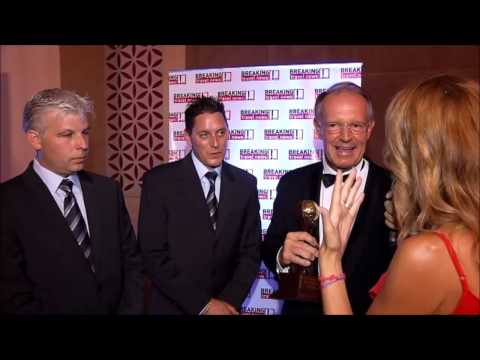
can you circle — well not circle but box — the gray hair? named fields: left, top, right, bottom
left=314, top=82, right=374, bottom=124
left=22, top=88, right=93, bottom=132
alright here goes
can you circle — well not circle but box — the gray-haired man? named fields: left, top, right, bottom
left=0, top=88, right=144, bottom=314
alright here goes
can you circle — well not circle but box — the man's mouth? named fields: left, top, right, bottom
left=72, top=156, right=88, bottom=162
left=334, top=145, right=355, bottom=155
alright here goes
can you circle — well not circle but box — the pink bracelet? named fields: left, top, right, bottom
left=319, top=273, right=346, bottom=288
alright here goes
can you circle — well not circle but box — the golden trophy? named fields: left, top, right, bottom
left=271, top=200, right=321, bottom=303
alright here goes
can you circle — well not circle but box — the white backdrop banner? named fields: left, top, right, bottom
left=168, top=62, right=362, bottom=314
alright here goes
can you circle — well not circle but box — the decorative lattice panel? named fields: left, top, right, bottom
left=105, top=45, right=165, bottom=193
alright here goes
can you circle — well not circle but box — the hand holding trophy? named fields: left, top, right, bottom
left=271, top=200, right=322, bottom=303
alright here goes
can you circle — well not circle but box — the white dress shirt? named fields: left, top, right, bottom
left=276, top=153, right=369, bottom=273
left=33, top=158, right=90, bottom=235
left=191, top=151, right=222, bottom=202
left=190, top=151, right=222, bottom=314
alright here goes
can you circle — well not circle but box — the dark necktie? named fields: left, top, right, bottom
left=205, top=171, right=218, bottom=231
left=59, top=179, right=95, bottom=273
left=321, top=173, right=350, bottom=188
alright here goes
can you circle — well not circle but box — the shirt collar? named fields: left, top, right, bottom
left=33, top=158, right=81, bottom=193
left=191, top=151, right=222, bottom=179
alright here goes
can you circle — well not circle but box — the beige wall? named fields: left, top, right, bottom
left=60, top=46, right=106, bottom=176
left=0, top=45, right=61, bottom=182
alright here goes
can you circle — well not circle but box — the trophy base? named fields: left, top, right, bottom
left=271, top=272, right=321, bottom=303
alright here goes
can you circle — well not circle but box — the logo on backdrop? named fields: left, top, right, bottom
left=258, top=189, right=277, bottom=200
left=195, top=71, right=232, bottom=83
left=241, top=69, right=280, bottom=81
left=169, top=112, right=185, bottom=123
left=257, top=266, right=276, bottom=280
left=218, top=90, right=255, bottom=101
left=265, top=89, right=304, bottom=100
left=229, top=129, right=255, bottom=141
left=173, top=92, right=209, bottom=103
left=169, top=74, right=187, bottom=85
left=264, top=129, right=303, bottom=140
left=288, top=149, right=314, bottom=160
left=260, top=288, right=274, bottom=299
left=289, top=108, right=315, bottom=120
left=290, top=68, right=330, bottom=80
left=168, top=149, right=188, bottom=162
left=315, top=88, right=328, bottom=97
left=241, top=306, right=277, bottom=315
left=263, top=169, right=289, bottom=180
left=341, top=66, right=362, bottom=79
left=262, top=209, right=273, bottom=220
left=240, top=109, right=279, bottom=120
left=173, top=130, right=186, bottom=142
left=240, top=149, right=278, bottom=160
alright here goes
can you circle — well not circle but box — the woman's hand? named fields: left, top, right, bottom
left=317, top=169, right=365, bottom=258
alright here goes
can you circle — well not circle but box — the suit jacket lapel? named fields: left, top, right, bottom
left=22, top=163, right=94, bottom=270
left=342, top=165, right=378, bottom=275
left=310, top=162, right=323, bottom=203
left=180, top=154, right=215, bottom=234
left=215, top=162, right=235, bottom=238
left=79, top=171, right=102, bottom=277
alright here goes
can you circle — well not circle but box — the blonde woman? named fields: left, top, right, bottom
left=318, top=75, right=479, bottom=314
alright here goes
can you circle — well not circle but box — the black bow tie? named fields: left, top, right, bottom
left=321, top=173, right=350, bottom=188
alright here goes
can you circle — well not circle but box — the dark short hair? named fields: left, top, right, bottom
left=314, top=82, right=374, bottom=124
left=184, top=96, right=227, bottom=134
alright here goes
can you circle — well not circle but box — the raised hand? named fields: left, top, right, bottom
left=317, top=169, right=365, bottom=257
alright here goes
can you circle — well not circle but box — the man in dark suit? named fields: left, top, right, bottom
left=0, top=88, right=144, bottom=314
left=262, top=82, right=395, bottom=315
left=138, top=96, right=261, bottom=315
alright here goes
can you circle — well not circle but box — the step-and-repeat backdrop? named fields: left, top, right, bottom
left=168, top=62, right=362, bottom=314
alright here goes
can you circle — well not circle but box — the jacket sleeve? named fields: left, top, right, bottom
left=115, top=182, right=145, bottom=314
left=218, top=179, right=262, bottom=309
left=138, top=172, right=211, bottom=314
left=261, top=176, right=291, bottom=276
left=0, top=186, right=42, bottom=314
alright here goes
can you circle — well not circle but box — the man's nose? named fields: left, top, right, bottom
left=77, top=134, right=89, bottom=149
left=210, top=135, right=219, bottom=148
left=340, top=125, right=352, bottom=140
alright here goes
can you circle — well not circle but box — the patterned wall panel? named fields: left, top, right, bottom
left=105, top=45, right=165, bottom=194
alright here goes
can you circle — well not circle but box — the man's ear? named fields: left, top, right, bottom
left=26, top=129, right=42, bottom=151
left=366, top=120, right=375, bottom=140
left=314, top=120, right=322, bottom=139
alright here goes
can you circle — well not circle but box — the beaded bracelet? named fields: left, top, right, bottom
left=319, top=273, right=346, bottom=288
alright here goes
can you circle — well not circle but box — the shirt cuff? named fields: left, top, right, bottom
left=276, top=246, right=290, bottom=273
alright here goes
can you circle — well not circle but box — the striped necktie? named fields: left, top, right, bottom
left=59, top=179, right=95, bottom=273
left=205, top=171, right=218, bottom=231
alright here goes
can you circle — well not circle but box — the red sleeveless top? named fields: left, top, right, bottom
left=369, top=231, right=480, bottom=315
